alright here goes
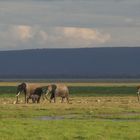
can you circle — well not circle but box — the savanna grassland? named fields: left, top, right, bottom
left=0, top=82, right=140, bottom=140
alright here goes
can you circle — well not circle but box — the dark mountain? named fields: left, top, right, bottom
left=0, top=47, right=140, bottom=79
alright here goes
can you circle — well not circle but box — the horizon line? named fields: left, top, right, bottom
left=1, top=46, right=140, bottom=52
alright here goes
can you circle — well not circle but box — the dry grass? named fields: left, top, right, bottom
left=0, top=81, right=139, bottom=87
left=1, top=96, right=140, bottom=112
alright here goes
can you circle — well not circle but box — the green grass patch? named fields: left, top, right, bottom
left=69, top=86, right=136, bottom=97
left=0, top=86, right=16, bottom=97
left=0, top=86, right=137, bottom=97
left=0, top=118, right=140, bottom=140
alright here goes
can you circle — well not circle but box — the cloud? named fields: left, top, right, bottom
left=124, top=18, right=133, bottom=23
left=0, top=25, right=111, bottom=50
left=0, top=25, right=48, bottom=49
left=63, top=27, right=110, bottom=43
left=48, top=27, right=111, bottom=48
left=39, top=30, right=48, bottom=41
left=10, top=25, right=33, bottom=41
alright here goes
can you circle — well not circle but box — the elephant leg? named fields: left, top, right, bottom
left=42, top=94, right=46, bottom=100
left=27, top=98, right=29, bottom=103
left=66, top=96, right=69, bottom=103
left=33, top=96, right=37, bottom=103
left=37, top=97, right=40, bottom=103
left=32, top=98, right=35, bottom=103
left=50, top=97, right=53, bottom=103
left=34, top=96, right=38, bottom=103
left=16, top=96, right=19, bottom=104
left=50, top=96, right=56, bottom=103
left=50, top=92, right=55, bottom=103
left=54, top=96, right=56, bottom=103
left=27, top=97, right=30, bottom=103
left=50, top=99, right=52, bottom=103
left=61, top=97, right=65, bottom=103
left=25, top=94, right=27, bottom=103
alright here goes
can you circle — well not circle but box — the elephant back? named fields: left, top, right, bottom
left=26, top=83, right=43, bottom=95
left=55, top=84, right=69, bottom=97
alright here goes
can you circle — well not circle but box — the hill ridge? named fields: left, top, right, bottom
left=0, top=47, right=140, bottom=79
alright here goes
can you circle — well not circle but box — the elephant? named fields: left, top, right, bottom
left=45, top=84, right=69, bottom=103
left=137, top=86, right=140, bottom=102
left=28, top=94, right=40, bottom=103
left=16, top=82, right=47, bottom=104
left=27, top=88, right=43, bottom=103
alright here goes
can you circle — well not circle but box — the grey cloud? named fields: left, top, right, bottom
left=0, top=0, right=140, bottom=50
left=0, top=0, right=140, bottom=27
left=0, top=25, right=111, bottom=50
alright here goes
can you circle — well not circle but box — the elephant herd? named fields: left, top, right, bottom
left=16, top=83, right=69, bottom=104
left=15, top=82, right=140, bottom=104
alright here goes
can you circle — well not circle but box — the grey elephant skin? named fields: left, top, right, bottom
left=27, top=88, right=43, bottom=103
left=46, top=84, right=69, bottom=103
left=16, top=83, right=46, bottom=104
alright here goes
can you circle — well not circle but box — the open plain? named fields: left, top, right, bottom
left=0, top=82, right=140, bottom=140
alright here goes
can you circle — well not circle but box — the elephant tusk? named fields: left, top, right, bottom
left=45, top=90, right=50, bottom=101
left=16, top=92, right=20, bottom=97
left=45, top=96, right=50, bottom=101
left=45, top=90, right=49, bottom=95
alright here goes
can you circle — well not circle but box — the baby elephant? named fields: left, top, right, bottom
left=27, top=88, right=43, bottom=103
left=29, top=94, right=40, bottom=103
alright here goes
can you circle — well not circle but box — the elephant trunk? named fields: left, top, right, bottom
left=45, top=90, right=49, bottom=96
left=45, top=90, right=50, bottom=101
left=16, top=92, right=20, bottom=103
left=16, top=92, right=20, bottom=97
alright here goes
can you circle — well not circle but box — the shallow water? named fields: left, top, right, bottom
left=36, top=112, right=140, bottom=121
left=38, top=116, right=65, bottom=120
left=37, top=114, right=78, bottom=120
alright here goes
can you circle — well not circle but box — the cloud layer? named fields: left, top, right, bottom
left=0, top=25, right=111, bottom=50
left=0, top=0, right=140, bottom=50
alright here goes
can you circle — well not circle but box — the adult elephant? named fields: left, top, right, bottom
left=45, top=84, right=69, bottom=103
left=137, top=86, right=140, bottom=102
left=16, top=83, right=46, bottom=104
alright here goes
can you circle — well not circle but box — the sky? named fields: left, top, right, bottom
left=0, top=0, right=140, bottom=50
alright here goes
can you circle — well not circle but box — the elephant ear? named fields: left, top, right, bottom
left=137, top=86, right=140, bottom=90
left=51, top=84, right=57, bottom=93
left=20, top=83, right=27, bottom=92
left=21, top=83, right=26, bottom=89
